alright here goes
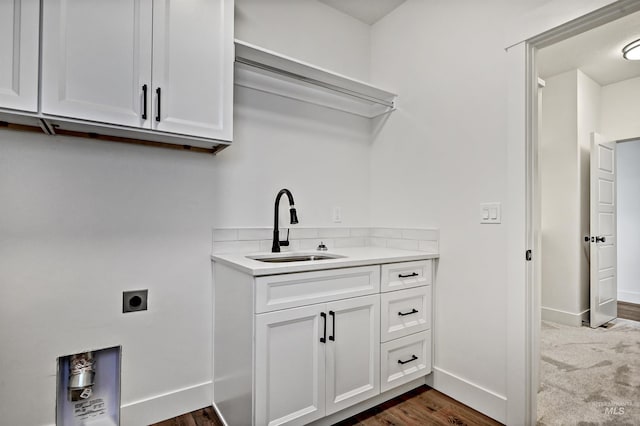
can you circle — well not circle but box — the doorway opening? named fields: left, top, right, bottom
left=533, top=7, right=640, bottom=424
left=536, top=8, right=640, bottom=328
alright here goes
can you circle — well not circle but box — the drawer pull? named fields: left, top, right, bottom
left=398, top=355, right=418, bottom=365
left=329, top=310, right=335, bottom=341
left=398, top=272, right=419, bottom=278
left=398, top=308, right=419, bottom=317
left=320, top=312, right=327, bottom=343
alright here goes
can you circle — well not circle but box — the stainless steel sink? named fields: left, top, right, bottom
left=247, top=253, right=345, bottom=263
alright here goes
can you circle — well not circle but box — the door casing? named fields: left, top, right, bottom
left=505, top=1, right=640, bottom=424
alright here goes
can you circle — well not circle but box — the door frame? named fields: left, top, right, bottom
left=505, top=1, right=640, bottom=424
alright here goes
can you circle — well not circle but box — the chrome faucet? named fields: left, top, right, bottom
left=272, top=189, right=299, bottom=253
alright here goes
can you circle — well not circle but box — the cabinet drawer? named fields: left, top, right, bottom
left=381, top=260, right=432, bottom=292
left=255, top=266, right=380, bottom=313
left=380, top=331, right=432, bottom=393
left=381, top=286, right=431, bottom=342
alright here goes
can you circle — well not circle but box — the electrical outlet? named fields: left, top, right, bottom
left=332, top=206, right=342, bottom=223
left=123, top=290, right=148, bottom=313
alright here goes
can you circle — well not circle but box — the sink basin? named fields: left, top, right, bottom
left=247, top=253, right=345, bottom=263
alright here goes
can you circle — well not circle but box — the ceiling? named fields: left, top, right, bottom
left=537, top=10, right=640, bottom=86
left=318, top=0, right=406, bottom=25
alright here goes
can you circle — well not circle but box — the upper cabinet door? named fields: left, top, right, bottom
left=151, top=0, right=233, bottom=141
left=0, top=0, right=39, bottom=112
left=41, top=0, right=153, bottom=128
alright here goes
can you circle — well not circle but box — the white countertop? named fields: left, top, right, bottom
left=211, top=246, right=439, bottom=276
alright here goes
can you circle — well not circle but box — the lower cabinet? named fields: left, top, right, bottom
left=212, top=258, right=435, bottom=426
left=255, top=294, right=380, bottom=426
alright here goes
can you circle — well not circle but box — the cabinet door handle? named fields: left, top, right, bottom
left=596, top=236, right=606, bottom=243
left=398, top=272, right=419, bottom=278
left=398, top=355, right=418, bottom=365
left=155, top=87, right=161, bottom=122
left=320, top=312, right=326, bottom=343
left=141, top=84, right=148, bottom=119
left=398, top=308, right=419, bottom=316
left=329, top=311, right=335, bottom=341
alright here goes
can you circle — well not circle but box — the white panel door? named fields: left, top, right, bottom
left=255, top=304, right=326, bottom=426
left=151, top=0, right=233, bottom=140
left=0, top=0, right=39, bottom=111
left=590, top=133, right=617, bottom=328
left=325, top=295, right=380, bottom=415
left=41, top=0, right=152, bottom=127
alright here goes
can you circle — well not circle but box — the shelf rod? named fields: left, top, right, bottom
left=235, top=57, right=395, bottom=109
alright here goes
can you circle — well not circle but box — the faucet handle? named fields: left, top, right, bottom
left=280, top=228, right=290, bottom=247
left=317, top=241, right=328, bottom=251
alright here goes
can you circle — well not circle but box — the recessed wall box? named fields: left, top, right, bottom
left=123, top=289, right=148, bottom=313
left=56, top=346, right=121, bottom=426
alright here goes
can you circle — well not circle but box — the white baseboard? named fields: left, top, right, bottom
left=120, top=381, right=212, bottom=426
left=426, top=366, right=506, bottom=424
left=541, top=306, right=589, bottom=327
left=618, top=291, right=640, bottom=304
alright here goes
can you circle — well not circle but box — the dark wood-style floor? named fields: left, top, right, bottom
left=151, top=385, right=502, bottom=426
left=618, top=300, right=640, bottom=322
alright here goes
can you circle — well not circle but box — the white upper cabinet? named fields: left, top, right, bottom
left=0, top=0, right=40, bottom=112
left=41, top=0, right=153, bottom=128
left=41, top=0, right=233, bottom=141
left=151, top=0, right=233, bottom=140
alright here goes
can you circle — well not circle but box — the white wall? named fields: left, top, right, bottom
left=617, top=140, right=640, bottom=303
left=369, top=0, right=546, bottom=421
left=214, top=85, right=372, bottom=228
left=601, top=76, right=640, bottom=303
left=539, top=71, right=581, bottom=322
left=234, top=0, right=371, bottom=81
left=216, top=0, right=373, bottom=229
left=601, top=76, right=640, bottom=141
left=0, top=131, right=217, bottom=425
left=538, top=70, right=600, bottom=326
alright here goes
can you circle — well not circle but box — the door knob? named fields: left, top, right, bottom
left=596, top=236, right=606, bottom=243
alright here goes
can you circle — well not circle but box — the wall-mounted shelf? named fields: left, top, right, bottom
left=234, top=40, right=397, bottom=118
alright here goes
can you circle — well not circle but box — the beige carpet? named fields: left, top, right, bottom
left=537, top=319, right=640, bottom=425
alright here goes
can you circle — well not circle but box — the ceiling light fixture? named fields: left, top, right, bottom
left=622, top=38, right=640, bottom=60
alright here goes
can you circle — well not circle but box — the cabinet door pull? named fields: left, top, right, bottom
left=320, top=312, right=326, bottom=343
left=141, top=84, right=148, bottom=119
left=155, top=87, right=161, bottom=122
left=398, top=355, right=418, bottom=365
left=398, top=308, right=419, bottom=316
left=329, top=311, right=335, bottom=341
left=398, top=272, right=419, bottom=278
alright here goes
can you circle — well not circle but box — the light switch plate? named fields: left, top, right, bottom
left=480, top=202, right=502, bottom=224
left=332, top=206, right=342, bottom=223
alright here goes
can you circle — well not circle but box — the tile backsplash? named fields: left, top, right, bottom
left=212, top=227, right=439, bottom=254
